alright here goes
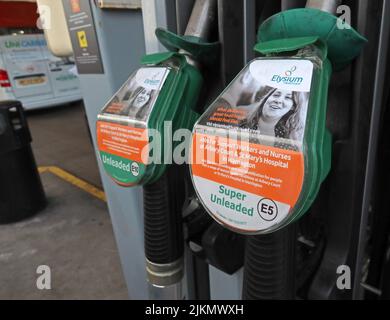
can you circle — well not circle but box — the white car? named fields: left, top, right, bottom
left=0, top=33, right=82, bottom=110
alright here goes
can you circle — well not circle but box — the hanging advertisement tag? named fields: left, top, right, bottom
left=96, top=67, right=170, bottom=186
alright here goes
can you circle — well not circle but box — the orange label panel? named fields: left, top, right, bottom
left=191, top=133, right=304, bottom=208
left=96, top=121, right=148, bottom=164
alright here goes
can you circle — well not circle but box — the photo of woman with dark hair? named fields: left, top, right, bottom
left=120, top=86, right=153, bottom=121
left=100, top=67, right=170, bottom=126
left=244, top=88, right=308, bottom=143
left=197, top=64, right=309, bottom=150
left=102, top=85, right=155, bottom=122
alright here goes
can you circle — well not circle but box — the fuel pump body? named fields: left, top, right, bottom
left=55, top=0, right=384, bottom=300
left=55, top=0, right=149, bottom=299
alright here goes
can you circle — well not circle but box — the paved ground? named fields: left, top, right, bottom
left=27, top=102, right=102, bottom=188
left=0, top=102, right=128, bottom=300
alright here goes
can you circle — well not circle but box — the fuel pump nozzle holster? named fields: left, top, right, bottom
left=190, top=7, right=367, bottom=234
left=254, top=8, right=367, bottom=224
left=96, top=46, right=217, bottom=187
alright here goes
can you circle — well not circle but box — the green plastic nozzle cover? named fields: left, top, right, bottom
left=254, top=8, right=367, bottom=224
left=255, top=8, right=367, bottom=226
left=97, top=29, right=219, bottom=186
left=189, top=8, right=367, bottom=234
left=257, top=8, right=367, bottom=70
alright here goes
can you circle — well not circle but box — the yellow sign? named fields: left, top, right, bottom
left=77, top=31, right=88, bottom=48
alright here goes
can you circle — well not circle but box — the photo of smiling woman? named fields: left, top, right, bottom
left=101, top=85, right=156, bottom=122
left=197, top=64, right=309, bottom=151
left=121, top=86, right=154, bottom=121
left=243, top=88, right=308, bottom=149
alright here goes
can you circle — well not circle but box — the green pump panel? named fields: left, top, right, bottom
left=190, top=8, right=367, bottom=234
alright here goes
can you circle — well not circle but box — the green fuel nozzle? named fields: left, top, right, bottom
left=96, top=0, right=219, bottom=301
left=255, top=3, right=367, bottom=226
left=96, top=1, right=219, bottom=187
left=189, top=1, right=367, bottom=235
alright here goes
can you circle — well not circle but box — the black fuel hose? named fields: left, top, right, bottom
left=242, top=224, right=297, bottom=300
left=143, top=165, right=185, bottom=265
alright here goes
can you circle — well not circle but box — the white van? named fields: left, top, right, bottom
left=0, top=33, right=82, bottom=110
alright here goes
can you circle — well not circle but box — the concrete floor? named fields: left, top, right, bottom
left=27, top=102, right=102, bottom=188
left=0, top=102, right=128, bottom=300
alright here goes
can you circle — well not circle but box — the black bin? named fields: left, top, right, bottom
left=0, top=101, right=46, bottom=224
